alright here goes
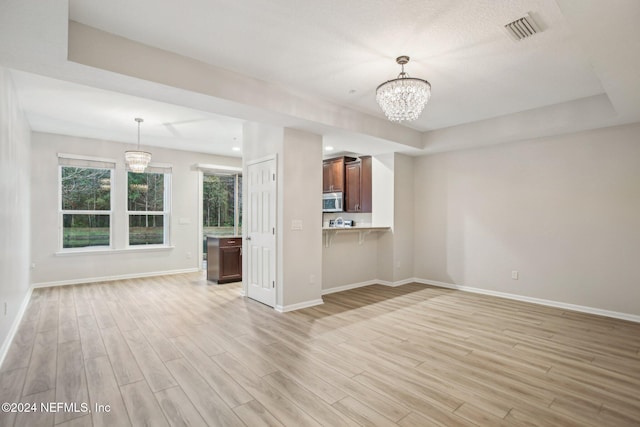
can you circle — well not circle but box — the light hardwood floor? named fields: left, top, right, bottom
left=1, top=272, right=639, bottom=426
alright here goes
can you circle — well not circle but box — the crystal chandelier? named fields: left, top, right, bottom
left=125, top=118, right=152, bottom=173
left=376, top=56, right=431, bottom=122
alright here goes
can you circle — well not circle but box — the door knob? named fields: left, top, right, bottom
left=246, top=236, right=252, bottom=240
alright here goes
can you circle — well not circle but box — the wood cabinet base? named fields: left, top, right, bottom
left=207, top=236, right=242, bottom=284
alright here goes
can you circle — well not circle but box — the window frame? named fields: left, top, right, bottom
left=202, top=172, right=242, bottom=237
left=126, top=168, right=172, bottom=248
left=58, top=158, right=115, bottom=252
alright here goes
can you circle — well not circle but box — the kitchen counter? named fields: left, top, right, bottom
left=322, top=226, right=390, bottom=247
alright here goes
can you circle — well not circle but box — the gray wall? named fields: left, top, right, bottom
left=0, top=68, right=31, bottom=360
left=413, top=122, right=640, bottom=316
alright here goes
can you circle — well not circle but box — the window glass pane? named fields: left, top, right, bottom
left=128, top=172, right=164, bottom=211
left=203, top=174, right=236, bottom=237
left=129, top=215, right=164, bottom=245
left=62, top=214, right=110, bottom=248
left=61, top=167, right=111, bottom=210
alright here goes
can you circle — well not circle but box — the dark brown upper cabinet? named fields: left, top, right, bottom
left=322, top=156, right=356, bottom=193
left=345, top=156, right=372, bottom=213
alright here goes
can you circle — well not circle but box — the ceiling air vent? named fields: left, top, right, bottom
left=504, top=13, right=540, bottom=41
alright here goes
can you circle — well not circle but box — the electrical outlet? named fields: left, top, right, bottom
left=309, top=274, right=316, bottom=285
left=512, top=270, right=519, bottom=280
left=186, top=252, right=192, bottom=259
left=30, top=263, right=36, bottom=270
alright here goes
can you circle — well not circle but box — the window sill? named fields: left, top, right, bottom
left=55, top=246, right=175, bottom=256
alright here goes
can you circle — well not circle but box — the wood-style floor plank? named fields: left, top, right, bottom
left=1, top=272, right=639, bottom=427
left=120, top=380, right=170, bottom=427
left=100, top=326, right=144, bottom=386
left=54, top=340, right=89, bottom=424
left=123, top=328, right=178, bottom=392
left=233, top=400, right=283, bottom=427
left=84, top=355, right=132, bottom=427
left=165, top=357, right=245, bottom=427
left=155, top=386, right=208, bottom=427
left=0, top=367, right=28, bottom=427
left=263, top=370, right=361, bottom=427
left=333, top=395, right=399, bottom=427
left=171, top=335, right=252, bottom=408
left=213, top=352, right=323, bottom=427
left=77, top=313, right=107, bottom=360
left=13, top=388, right=55, bottom=427
left=22, top=330, right=57, bottom=396
left=58, top=300, right=79, bottom=344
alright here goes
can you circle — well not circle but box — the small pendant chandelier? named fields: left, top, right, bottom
left=125, top=117, right=152, bottom=173
left=376, top=56, right=431, bottom=122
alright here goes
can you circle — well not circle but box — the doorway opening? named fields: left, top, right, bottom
left=202, top=172, right=242, bottom=269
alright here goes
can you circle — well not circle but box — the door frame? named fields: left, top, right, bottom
left=196, top=164, right=243, bottom=270
left=243, top=154, right=278, bottom=304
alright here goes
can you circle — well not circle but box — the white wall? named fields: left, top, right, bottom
left=242, top=123, right=323, bottom=309
left=30, top=132, right=240, bottom=286
left=392, top=154, right=414, bottom=281
left=322, top=235, right=379, bottom=290
left=281, top=128, right=323, bottom=306
left=0, top=67, right=31, bottom=361
left=373, top=154, right=395, bottom=284
left=413, top=122, right=640, bottom=316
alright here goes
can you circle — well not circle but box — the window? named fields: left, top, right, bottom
left=59, top=155, right=115, bottom=250
left=203, top=173, right=242, bottom=237
left=202, top=173, right=242, bottom=261
left=127, top=168, right=171, bottom=246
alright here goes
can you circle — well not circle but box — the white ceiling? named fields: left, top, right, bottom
left=2, top=0, right=640, bottom=156
left=11, top=71, right=244, bottom=156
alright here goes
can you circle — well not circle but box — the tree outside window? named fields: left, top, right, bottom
left=203, top=174, right=242, bottom=257
left=61, top=166, right=112, bottom=249
left=128, top=171, right=169, bottom=245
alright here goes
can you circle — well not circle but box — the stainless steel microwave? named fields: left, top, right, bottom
left=322, top=192, right=343, bottom=212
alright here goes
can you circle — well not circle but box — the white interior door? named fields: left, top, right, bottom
left=246, top=158, right=276, bottom=307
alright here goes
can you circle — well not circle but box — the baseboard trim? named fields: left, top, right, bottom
left=275, top=298, right=324, bottom=313
left=322, top=277, right=417, bottom=294
left=382, top=278, right=416, bottom=287
left=321, top=280, right=379, bottom=295
left=0, top=287, right=33, bottom=369
left=31, top=268, right=200, bottom=288
left=320, top=277, right=640, bottom=323
left=416, top=278, right=640, bottom=323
